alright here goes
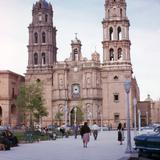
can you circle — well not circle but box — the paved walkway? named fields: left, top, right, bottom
left=0, top=131, right=134, bottom=160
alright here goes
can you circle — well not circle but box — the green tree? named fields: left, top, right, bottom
left=16, top=82, right=48, bottom=128
left=55, top=111, right=63, bottom=125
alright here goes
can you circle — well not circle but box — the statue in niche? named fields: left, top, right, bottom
left=96, top=77, right=100, bottom=86
left=59, top=75, right=64, bottom=88
left=87, top=77, right=91, bottom=85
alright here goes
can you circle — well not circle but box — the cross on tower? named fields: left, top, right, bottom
left=75, top=33, right=78, bottom=39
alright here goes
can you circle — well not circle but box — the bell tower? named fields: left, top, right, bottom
left=101, top=0, right=133, bottom=128
left=102, top=0, right=131, bottom=64
left=70, top=34, right=82, bottom=61
left=27, top=0, right=57, bottom=71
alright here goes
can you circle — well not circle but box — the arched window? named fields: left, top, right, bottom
left=118, top=48, right=123, bottom=60
left=114, top=76, right=119, bottom=80
left=73, top=48, right=78, bottom=61
left=42, top=32, right=46, bottom=43
left=120, top=8, right=123, bottom=18
left=109, top=27, right=114, bottom=41
left=34, top=53, right=38, bottom=65
left=34, top=32, right=38, bottom=43
left=117, top=27, right=122, bottom=40
left=11, top=105, right=16, bottom=115
left=109, top=48, right=114, bottom=61
left=36, top=79, right=41, bottom=83
left=39, top=3, right=41, bottom=8
left=45, top=14, right=48, bottom=22
left=42, top=53, right=46, bottom=65
left=108, top=9, right=110, bottom=18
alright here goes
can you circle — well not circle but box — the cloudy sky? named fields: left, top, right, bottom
left=0, top=0, right=160, bottom=101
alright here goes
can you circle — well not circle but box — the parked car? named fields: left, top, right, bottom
left=138, top=126, right=155, bottom=135
left=134, top=129, right=160, bottom=158
left=47, top=124, right=58, bottom=131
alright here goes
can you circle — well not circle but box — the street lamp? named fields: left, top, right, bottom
left=64, top=103, right=68, bottom=126
left=138, top=109, right=141, bottom=132
left=146, top=111, right=148, bottom=126
left=100, top=113, right=103, bottom=132
left=74, top=107, right=77, bottom=124
left=88, top=111, right=92, bottom=125
left=124, top=79, right=132, bottom=153
left=133, top=98, right=137, bottom=136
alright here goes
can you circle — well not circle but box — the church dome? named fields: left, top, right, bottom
left=145, top=94, right=153, bottom=102
left=71, top=34, right=81, bottom=45
left=33, top=0, right=52, bottom=10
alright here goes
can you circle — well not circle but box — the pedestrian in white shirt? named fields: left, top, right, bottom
left=92, top=122, right=99, bottom=140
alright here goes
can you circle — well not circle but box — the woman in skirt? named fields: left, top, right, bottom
left=80, top=122, right=91, bottom=148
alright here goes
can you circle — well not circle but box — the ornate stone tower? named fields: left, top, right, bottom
left=27, top=0, right=57, bottom=71
left=70, top=34, right=82, bottom=61
left=25, top=0, right=57, bottom=124
left=101, top=0, right=133, bottom=127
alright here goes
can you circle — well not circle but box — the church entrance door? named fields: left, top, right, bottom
left=70, top=107, right=83, bottom=126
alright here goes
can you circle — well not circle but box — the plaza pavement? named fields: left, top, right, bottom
left=0, top=131, right=136, bottom=160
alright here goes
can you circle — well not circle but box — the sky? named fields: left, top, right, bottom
left=0, top=0, right=160, bottom=101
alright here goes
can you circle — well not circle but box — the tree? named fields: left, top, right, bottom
left=16, top=82, right=48, bottom=128
left=55, top=111, right=63, bottom=125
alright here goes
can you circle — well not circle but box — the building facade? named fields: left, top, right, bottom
left=0, top=70, right=24, bottom=126
left=25, top=0, right=139, bottom=128
left=137, top=95, right=160, bottom=126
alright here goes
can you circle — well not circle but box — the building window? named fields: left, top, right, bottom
left=120, top=8, right=123, bottom=18
left=117, top=27, right=122, bottom=40
left=45, top=14, right=48, bottom=22
left=114, top=113, right=120, bottom=122
left=108, top=9, right=110, bottom=18
left=34, top=53, right=38, bottom=65
left=34, top=32, right=38, bottom=43
left=11, top=105, right=16, bottom=115
left=109, top=48, right=114, bottom=61
left=114, top=76, right=119, bottom=80
left=12, top=88, right=15, bottom=98
left=114, top=93, right=119, bottom=102
left=42, top=53, right=46, bottom=65
left=42, top=32, right=46, bottom=43
left=109, top=27, right=114, bottom=40
left=36, top=79, right=41, bottom=83
left=73, top=48, right=78, bottom=61
left=118, top=48, right=123, bottom=60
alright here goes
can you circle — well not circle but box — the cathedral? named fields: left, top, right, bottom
left=25, top=0, right=140, bottom=128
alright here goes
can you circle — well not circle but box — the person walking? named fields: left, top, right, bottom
left=80, top=122, right=91, bottom=148
left=92, top=121, right=99, bottom=140
left=117, top=122, right=124, bottom=145
left=73, top=123, right=79, bottom=139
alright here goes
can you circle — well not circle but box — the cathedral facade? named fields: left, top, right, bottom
left=25, top=0, right=139, bottom=128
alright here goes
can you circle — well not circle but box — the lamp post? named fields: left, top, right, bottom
left=124, top=79, right=132, bottom=153
left=64, top=103, right=68, bottom=126
left=51, top=106, right=54, bottom=136
left=100, top=113, right=103, bottom=132
left=138, top=109, right=141, bottom=132
left=74, top=107, right=77, bottom=124
left=146, top=111, right=148, bottom=126
left=133, top=98, right=137, bottom=136
left=88, top=112, right=92, bottom=126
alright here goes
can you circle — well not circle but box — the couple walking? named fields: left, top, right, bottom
left=80, top=122, right=99, bottom=148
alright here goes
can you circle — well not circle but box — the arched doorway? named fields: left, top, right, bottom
left=70, top=107, right=83, bottom=126
left=0, top=106, right=2, bottom=125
